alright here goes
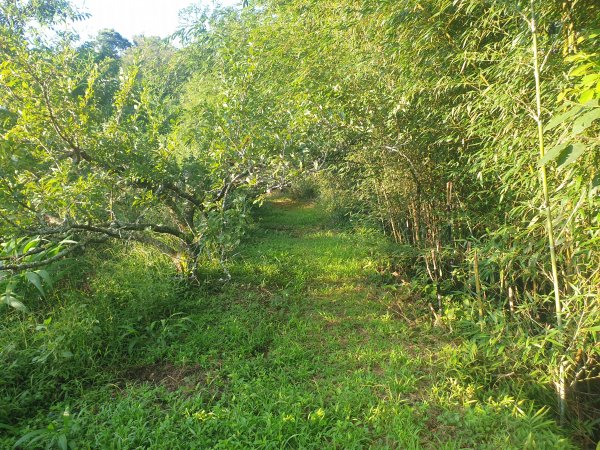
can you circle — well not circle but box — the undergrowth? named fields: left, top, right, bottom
left=0, top=198, right=579, bottom=449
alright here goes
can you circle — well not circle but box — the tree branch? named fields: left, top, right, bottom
left=0, top=240, right=90, bottom=271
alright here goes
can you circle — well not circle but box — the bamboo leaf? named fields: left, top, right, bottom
left=544, top=105, right=584, bottom=131
left=558, top=143, right=586, bottom=167
left=572, top=108, right=600, bottom=135
left=539, top=142, right=568, bottom=167
left=569, top=62, right=593, bottom=77
left=578, top=89, right=595, bottom=104
left=581, top=73, right=600, bottom=87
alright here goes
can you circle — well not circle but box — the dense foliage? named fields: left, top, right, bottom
left=0, top=0, right=308, bottom=287
left=207, top=0, right=599, bottom=435
left=1, top=0, right=599, bottom=446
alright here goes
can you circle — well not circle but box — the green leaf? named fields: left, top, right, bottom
left=572, top=107, right=600, bottom=135
left=12, top=428, right=47, bottom=448
left=558, top=143, right=586, bottom=166
left=58, top=434, right=68, bottom=450
left=0, top=423, right=18, bottom=432
left=578, top=89, right=595, bottom=104
left=25, top=272, right=45, bottom=296
left=544, top=105, right=584, bottom=131
left=36, top=270, right=52, bottom=288
left=3, top=294, right=27, bottom=312
left=591, top=174, right=600, bottom=196
left=581, top=73, right=600, bottom=87
left=23, top=238, right=40, bottom=253
left=570, top=62, right=593, bottom=77
left=539, top=142, right=568, bottom=166
left=540, top=142, right=587, bottom=167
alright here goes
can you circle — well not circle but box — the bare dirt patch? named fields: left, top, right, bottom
left=122, top=362, right=202, bottom=392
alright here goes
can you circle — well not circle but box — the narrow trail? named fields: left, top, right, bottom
left=217, top=197, right=429, bottom=447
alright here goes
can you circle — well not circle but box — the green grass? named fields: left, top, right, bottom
left=0, top=197, right=575, bottom=449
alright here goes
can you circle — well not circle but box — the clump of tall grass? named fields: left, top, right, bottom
left=0, top=243, right=189, bottom=425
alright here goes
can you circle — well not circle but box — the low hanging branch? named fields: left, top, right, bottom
left=0, top=237, right=101, bottom=271
left=0, top=221, right=193, bottom=273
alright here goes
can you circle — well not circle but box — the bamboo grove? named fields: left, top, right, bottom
left=1, top=0, right=599, bottom=442
left=229, top=0, right=599, bottom=430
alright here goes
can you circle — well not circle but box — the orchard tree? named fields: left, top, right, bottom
left=0, top=0, right=306, bottom=287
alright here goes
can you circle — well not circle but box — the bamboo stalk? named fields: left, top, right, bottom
left=530, top=0, right=566, bottom=422
left=380, top=186, right=401, bottom=244
left=561, top=0, right=577, bottom=55
left=473, top=248, right=484, bottom=329
left=431, top=248, right=443, bottom=313
left=508, top=286, right=515, bottom=316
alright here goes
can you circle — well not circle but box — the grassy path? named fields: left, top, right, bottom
left=2, top=198, right=574, bottom=448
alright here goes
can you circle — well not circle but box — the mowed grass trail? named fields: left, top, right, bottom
left=1, top=198, right=574, bottom=449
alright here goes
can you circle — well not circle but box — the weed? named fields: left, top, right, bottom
left=0, top=199, right=576, bottom=449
